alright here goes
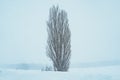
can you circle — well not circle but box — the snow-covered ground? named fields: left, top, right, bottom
left=0, top=65, right=120, bottom=80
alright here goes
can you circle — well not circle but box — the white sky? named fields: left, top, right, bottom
left=0, top=0, right=120, bottom=64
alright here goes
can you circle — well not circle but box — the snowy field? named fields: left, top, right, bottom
left=0, top=65, right=120, bottom=80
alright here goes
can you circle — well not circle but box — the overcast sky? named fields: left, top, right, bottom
left=0, top=0, right=120, bottom=64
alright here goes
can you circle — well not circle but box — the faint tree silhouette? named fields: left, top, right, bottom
left=46, top=5, right=71, bottom=71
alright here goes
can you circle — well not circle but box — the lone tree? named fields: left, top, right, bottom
left=46, top=6, right=71, bottom=71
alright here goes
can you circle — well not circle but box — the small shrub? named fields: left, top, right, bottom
left=41, top=66, right=53, bottom=71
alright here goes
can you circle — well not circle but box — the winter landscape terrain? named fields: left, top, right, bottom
left=0, top=0, right=120, bottom=80
left=0, top=64, right=120, bottom=80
